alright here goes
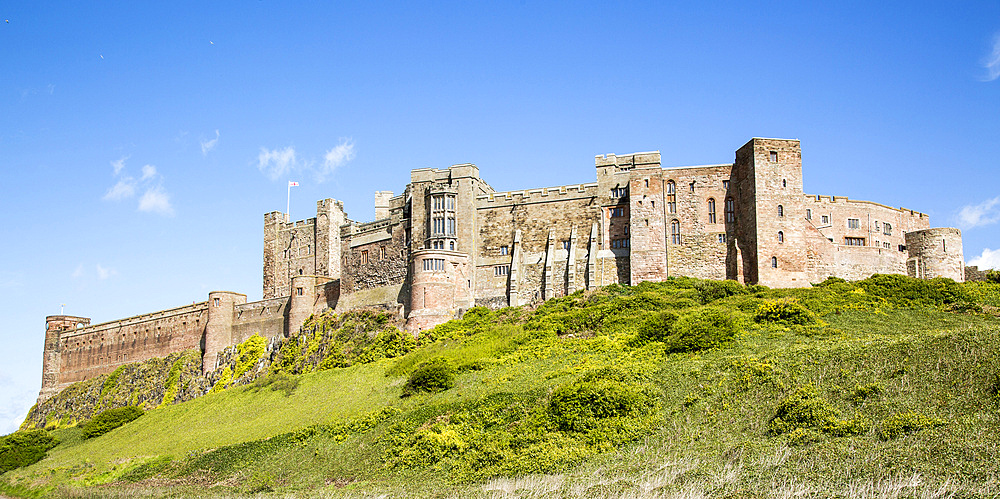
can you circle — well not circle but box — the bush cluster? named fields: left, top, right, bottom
left=401, top=360, right=455, bottom=397
left=768, top=385, right=865, bottom=442
left=548, top=370, right=654, bottom=432
left=754, top=299, right=816, bottom=326
left=859, top=274, right=971, bottom=308
left=878, top=411, right=946, bottom=440
left=0, top=430, right=59, bottom=473
left=81, top=406, right=144, bottom=439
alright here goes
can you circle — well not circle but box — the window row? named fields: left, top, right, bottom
left=423, top=258, right=445, bottom=271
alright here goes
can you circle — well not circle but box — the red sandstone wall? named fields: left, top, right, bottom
left=55, top=303, right=208, bottom=388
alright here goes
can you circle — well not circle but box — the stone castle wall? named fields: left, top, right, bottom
left=39, top=137, right=966, bottom=403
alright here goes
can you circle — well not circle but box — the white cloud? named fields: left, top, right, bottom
left=958, top=196, right=1000, bottom=228
left=319, top=139, right=356, bottom=182
left=201, top=130, right=220, bottom=155
left=111, top=156, right=128, bottom=175
left=984, top=33, right=1000, bottom=82
left=141, top=164, right=157, bottom=181
left=103, top=177, right=136, bottom=201
left=138, top=187, right=175, bottom=216
left=72, top=264, right=84, bottom=279
left=95, top=264, right=116, bottom=280
left=968, top=247, right=1000, bottom=270
left=258, top=146, right=298, bottom=180
left=0, top=374, right=35, bottom=434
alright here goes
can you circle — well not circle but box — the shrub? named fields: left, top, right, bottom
left=986, top=269, right=1000, bottom=284
left=548, top=371, right=654, bottom=432
left=849, top=383, right=883, bottom=404
left=754, top=299, right=816, bottom=326
left=81, top=406, right=144, bottom=439
left=633, top=310, right=680, bottom=345
left=234, top=334, right=267, bottom=379
left=0, top=430, right=59, bottom=473
left=664, top=307, right=741, bottom=353
left=859, top=274, right=972, bottom=308
left=768, top=385, right=865, bottom=440
left=878, top=411, right=946, bottom=440
left=695, top=279, right=747, bottom=304
left=402, top=360, right=455, bottom=397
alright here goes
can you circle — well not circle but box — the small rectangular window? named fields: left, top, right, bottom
left=296, top=287, right=304, bottom=296
left=806, top=209, right=812, bottom=220
left=611, top=187, right=629, bottom=198
left=609, top=207, right=625, bottom=217
left=689, top=182, right=695, bottom=192
left=611, top=238, right=630, bottom=249
left=723, top=180, right=730, bottom=189
left=500, top=245, right=509, bottom=255
left=883, top=223, right=892, bottom=236
left=213, top=297, right=221, bottom=307
left=562, top=241, right=570, bottom=250
left=494, top=265, right=510, bottom=276
left=769, top=151, right=778, bottom=162
left=361, top=250, right=369, bottom=264
left=821, top=215, right=830, bottom=224
left=379, top=247, right=386, bottom=260
left=844, top=237, right=865, bottom=246
left=847, top=218, right=860, bottom=229
left=717, top=234, right=727, bottom=243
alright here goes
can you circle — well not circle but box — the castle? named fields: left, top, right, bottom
left=38, top=138, right=965, bottom=402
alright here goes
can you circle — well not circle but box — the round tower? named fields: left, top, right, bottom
left=406, top=249, right=472, bottom=333
left=905, top=228, right=964, bottom=282
left=39, top=315, right=90, bottom=402
left=287, top=274, right=318, bottom=336
left=203, top=291, right=247, bottom=373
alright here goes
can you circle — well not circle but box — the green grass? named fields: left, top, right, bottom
left=3, top=276, right=1000, bottom=497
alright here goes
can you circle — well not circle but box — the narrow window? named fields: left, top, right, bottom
left=806, top=209, right=812, bottom=220
left=725, top=197, right=735, bottom=223
left=296, top=287, right=304, bottom=296
left=644, top=179, right=649, bottom=188
left=666, top=181, right=676, bottom=214
left=777, top=205, right=784, bottom=217
left=379, top=246, right=386, bottom=260
left=298, top=268, right=303, bottom=275
left=562, top=241, right=570, bottom=250
left=671, top=219, right=681, bottom=244
left=450, top=241, right=455, bottom=250
left=943, top=240, right=946, bottom=252
left=782, top=179, right=787, bottom=188
left=769, top=151, right=778, bottom=162
left=821, top=215, right=830, bottom=224
left=689, top=182, right=695, bottom=192
left=883, top=223, right=892, bottom=236
left=361, top=250, right=369, bottom=264
left=874, top=221, right=880, bottom=232
left=213, top=297, right=221, bottom=307
left=611, top=186, right=628, bottom=198
left=500, top=245, right=509, bottom=255
left=778, top=231, right=784, bottom=243
left=771, top=256, right=778, bottom=268
left=708, top=198, right=717, bottom=224
left=717, top=233, right=727, bottom=243
left=723, top=180, right=730, bottom=190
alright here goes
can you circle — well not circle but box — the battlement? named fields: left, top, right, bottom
left=476, top=183, right=598, bottom=207
left=411, top=163, right=482, bottom=183
left=804, top=194, right=927, bottom=218
left=595, top=151, right=661, bottom=170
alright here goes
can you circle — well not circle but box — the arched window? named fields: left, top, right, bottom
left=777, top=205, right=784, bottom=217
left=707, top=198, right=717, bottom=224
left=666, top=180, right=676, bottom=214
left=778, top=231, right=784, bottom=243
left=771, top=256, right=778, bottom=268
left=725, top=197, right=735, bottom=223
left=670, top=219, right=681, bottom=244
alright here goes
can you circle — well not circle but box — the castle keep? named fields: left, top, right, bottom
left=38, top=138, right=965, bottom=402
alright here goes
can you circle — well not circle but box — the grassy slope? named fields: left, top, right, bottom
left=3, top=277, right=1000, bottom=498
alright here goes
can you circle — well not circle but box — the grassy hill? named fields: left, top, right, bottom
left=2, top=275, right=999, bottom=498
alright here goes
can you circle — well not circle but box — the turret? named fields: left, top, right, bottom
left=203, top=291, right=246, bottom=373
left=906, top=228, right=964, bottom=281
left=38, top=315, right=90, bottom=402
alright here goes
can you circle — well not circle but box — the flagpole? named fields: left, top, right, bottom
left=287, top=181, right=291, bottom=216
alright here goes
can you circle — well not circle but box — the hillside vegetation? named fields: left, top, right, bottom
left=2, top=275, right=1000, bottom=498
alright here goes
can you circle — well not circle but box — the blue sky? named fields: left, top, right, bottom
left=1, top=1, right=998, bottom=434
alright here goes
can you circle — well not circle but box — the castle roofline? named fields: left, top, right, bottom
left=662, top=163, right=734, bottom=171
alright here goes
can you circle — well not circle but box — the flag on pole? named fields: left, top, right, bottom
left=288, top=181, right=299, bottom=187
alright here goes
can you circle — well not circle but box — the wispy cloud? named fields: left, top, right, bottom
left=258, top=146, right=298, bottom=180
left=95, top=264, right=117, bottom=280
left=201, top=130, right=220, bottom=155
left=138, top=187, right=174, bottom=216
left=103, top=157, right=174, bottom=216
left=968, top=247, right=1000, bottom=270
left=111, top=156, right=128, bottom=175
left=103, top=177, right=136, bottom=200
left=141, top=164, right=157, bottom=181
left=319, top=139, right=356, bottom=182
left=72, top=264, right=85, bottom=279
left=984, top=33, right=1000, bottom=82
left=958, top=196, right=1000, bottom=228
